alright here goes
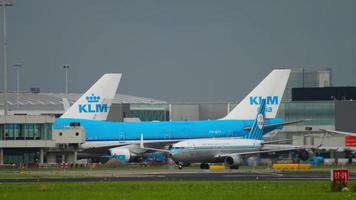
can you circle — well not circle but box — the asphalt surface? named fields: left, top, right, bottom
left=0, top=171, right=354, bottom=182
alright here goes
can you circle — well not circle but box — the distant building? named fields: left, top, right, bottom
left=282, top=68, right=332, bottom=101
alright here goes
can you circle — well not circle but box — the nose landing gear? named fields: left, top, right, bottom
left=175, top=162, right=191, bottom=169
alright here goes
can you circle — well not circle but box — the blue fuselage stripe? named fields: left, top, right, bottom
left=53, top=118, right=283, bottom=141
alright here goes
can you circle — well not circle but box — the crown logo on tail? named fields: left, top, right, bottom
left=86, top=94, right=100, bottom=103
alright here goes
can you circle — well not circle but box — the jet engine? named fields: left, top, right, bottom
left=298, top=149, right=314, bottom=161
left=109, top=148, right=131, bottom=162
left=224, top=154, right=243, bottom=169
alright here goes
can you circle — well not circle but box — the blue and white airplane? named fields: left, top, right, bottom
left=53, top=69, right=293, bottom=162
left=159, top=99, right=312, bottom=169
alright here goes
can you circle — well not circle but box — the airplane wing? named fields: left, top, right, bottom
left=214, top=142, right=324, bottom=160
left=261, top=139, right=294, bottom=144
left=262, top=143, right=318, bottom=149
left=263, top=138, right=354, bottom=152
left=142, top=140, right=180, bottom=149
left=81, top=139, right=179, bottom=154
left=139, top=134, right=172, bottom=153
left=320, top=129, right=356, bottom=137
left=81, top=143, right=132, bottom=154
left=243, top=119, right=308, bottom=131
left=215, top=146, right=307, bottom=159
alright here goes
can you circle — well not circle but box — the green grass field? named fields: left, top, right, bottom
left=0, top=181, right=355, bottom=200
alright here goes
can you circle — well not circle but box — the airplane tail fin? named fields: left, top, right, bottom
left=244, top=99, right=266, bottom=140
left=223, top=69, right=291, bottom=120
left=60, top=73, right=122, bottom=120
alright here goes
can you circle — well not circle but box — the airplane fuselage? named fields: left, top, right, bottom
left=53, top=118, right=283, bottom=146
left=170, top=138, right=263, bottom=163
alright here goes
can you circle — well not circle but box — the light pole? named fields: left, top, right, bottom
left=13, top=63, right=22, bottom=108
left=63, top=65, right=70, bottom=95
left=1, top=0, right=13, bottom=116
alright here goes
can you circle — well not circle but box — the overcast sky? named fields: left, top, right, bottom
left=2, top=0, right=356, bottom=102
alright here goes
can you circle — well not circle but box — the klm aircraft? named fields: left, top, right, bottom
left=160, top=99, right=312, bottom=169
left=53, top=70, right=292, bottom=162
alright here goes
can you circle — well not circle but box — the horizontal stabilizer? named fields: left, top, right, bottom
left=262, top=139, right=293, bottom=145
left=243, top=119, right=308, bottom=131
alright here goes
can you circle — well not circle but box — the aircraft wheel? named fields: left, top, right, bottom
left=229, top=165, right=239, bottom=170
left=200, top=163, right=209, bottom=170
left=178, top=165, right=183, bottom=170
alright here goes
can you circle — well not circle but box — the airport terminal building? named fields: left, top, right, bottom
left=0, top=68, right=355, bottom=166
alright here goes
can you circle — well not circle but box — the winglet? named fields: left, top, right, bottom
left=138, top=134, right=170, bottom=152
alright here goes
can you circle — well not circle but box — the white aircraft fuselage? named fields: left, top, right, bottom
left=170, top=138, right=263, bottom=164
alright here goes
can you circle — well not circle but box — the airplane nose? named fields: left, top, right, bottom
left=168, top=152, right=177, bottom=161
left=168, top=151, right=176, bottom=158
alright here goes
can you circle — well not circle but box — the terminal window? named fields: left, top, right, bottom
left=0, top=123, right=52, bottom=140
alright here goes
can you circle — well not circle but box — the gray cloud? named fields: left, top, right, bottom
left=1, top=0, right=355, bottom=102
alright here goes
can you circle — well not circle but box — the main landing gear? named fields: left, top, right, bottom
left=200, top=163, right=209, bottom=170
left=229, top=165, right=239, bottom=170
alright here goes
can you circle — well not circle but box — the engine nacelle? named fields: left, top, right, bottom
left=298, top=149, right=314, bottom=161
left=224, top=154, right=243, bottom=167
left=109, top=148, right=131, bottom=162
